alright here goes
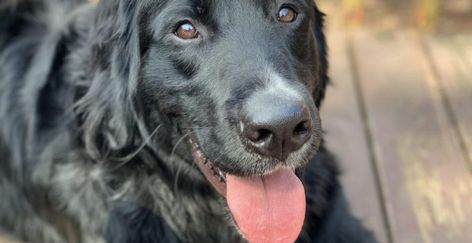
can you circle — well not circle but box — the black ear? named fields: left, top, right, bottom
left=312, top=4, right=329, bottom=108
left=75, top=0, right=148, bottom=160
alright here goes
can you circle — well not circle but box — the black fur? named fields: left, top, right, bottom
left=0, top=0, right=377, bottom=242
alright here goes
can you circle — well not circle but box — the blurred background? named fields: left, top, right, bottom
left=1, top=1, right=470, bottom=243
left=317, top=0, right=472, bottom=243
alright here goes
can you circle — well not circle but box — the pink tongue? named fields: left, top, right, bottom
left=226, top=169, right=306, bottom=243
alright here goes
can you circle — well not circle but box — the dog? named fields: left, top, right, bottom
left=0, top=0, right=377, bottom=242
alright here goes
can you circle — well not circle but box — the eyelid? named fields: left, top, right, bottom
left=279, top=3, right=300, bottom=14
left=173, top=19, right=195, bottom=32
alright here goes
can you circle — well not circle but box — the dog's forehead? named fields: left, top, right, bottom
left=162, top=0, right=312, bottom=16
left=214, top=0, right=312, bottom=13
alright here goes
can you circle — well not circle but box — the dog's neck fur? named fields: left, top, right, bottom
left=26, top=4, right=246, bottom=243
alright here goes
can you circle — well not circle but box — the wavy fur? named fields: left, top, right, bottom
left=0, top=1, right=376, bottom=242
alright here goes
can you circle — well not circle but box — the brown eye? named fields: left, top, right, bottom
left=175, top=21, right=199, bottom=39
left=277, top=7, right=297, bottom=23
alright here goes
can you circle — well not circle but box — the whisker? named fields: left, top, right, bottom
left=110, top=124, right=162, bottom=170
left=171, top=130, right=195, bottom=194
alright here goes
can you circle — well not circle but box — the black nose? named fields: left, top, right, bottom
left=241, top=94, right=313, bottom=160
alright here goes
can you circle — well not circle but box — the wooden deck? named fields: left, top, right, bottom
left=320, top=2, right=472, bottom=242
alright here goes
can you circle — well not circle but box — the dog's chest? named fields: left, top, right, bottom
left=107, top=174, right=245, bottom=243
left=155, top=190, right=245, bottom=242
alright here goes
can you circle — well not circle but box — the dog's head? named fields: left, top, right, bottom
left=78, top=0, right=327, bottom=241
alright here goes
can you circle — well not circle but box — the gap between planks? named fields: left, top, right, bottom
left=420, top=35, right=472, bottom=173
left=346, top=31, right=394, bottom=243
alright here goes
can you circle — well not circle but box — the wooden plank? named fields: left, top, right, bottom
left=425, top=34, right=472, bottom=171
left=0, top=236, right=22, bottom=243
left=322, top=30, right=389, bottom=243
left=350, top=30, right=472, bottom=243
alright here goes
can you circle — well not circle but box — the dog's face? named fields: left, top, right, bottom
left=133, top=1, right=327, bottom=239
left=138, top=0, right=325, bottom=177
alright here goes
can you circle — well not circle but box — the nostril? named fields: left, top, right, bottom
left=256, top=129, right=272, bottom=142
left=293, top=121, right=310, bottom=136
left=252, top=129, right=272, bottom=143
left=241, top=120, right=274, bottom=144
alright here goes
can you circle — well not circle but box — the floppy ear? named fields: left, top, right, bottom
left=312, top=4, right=329, bottom=108
left=75, top=0, right=149, bottom=160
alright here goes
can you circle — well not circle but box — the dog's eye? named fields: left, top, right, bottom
left=277, top=6, right=297, bottom=23
left=175, top=21, right=199, bottom=39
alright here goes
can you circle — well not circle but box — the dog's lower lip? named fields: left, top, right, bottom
left=189, top=138, right=227, bottom=196
left=203, top=159, right=227, bottom=183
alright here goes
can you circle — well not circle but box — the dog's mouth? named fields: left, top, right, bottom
left=189, top=138, right=306, bottom=243
left=189, top=139, right=227, bottom=195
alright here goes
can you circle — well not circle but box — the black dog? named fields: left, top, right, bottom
left=0, top=0, right=377, bottom=242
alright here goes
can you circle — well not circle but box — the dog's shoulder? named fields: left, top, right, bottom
left=106, top=201, right=181, bottom=243
left=299, top=146, right=378, bottom=243
left=304, top=192, right=378, bottom=243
